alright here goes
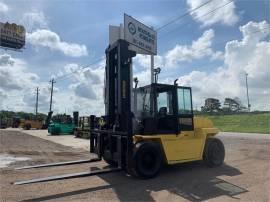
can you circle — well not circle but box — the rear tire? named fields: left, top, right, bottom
left=203, top=138, right=225, bottom=167
left=132, top=141, right=163, bottom=179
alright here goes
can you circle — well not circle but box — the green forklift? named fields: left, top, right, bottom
left=48, top=112, right=79, bottom=135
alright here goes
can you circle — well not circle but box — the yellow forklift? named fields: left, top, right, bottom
left=74, top=116, right=91, bottom=138
left=21, top=119, right=44, bottom=130
left=14, top=30, right=224, bottom=185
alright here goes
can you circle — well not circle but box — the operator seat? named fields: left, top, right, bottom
left=159, top=107, right=167, bottom=116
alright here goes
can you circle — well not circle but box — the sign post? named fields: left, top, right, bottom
left=151, top=55, right=154, bottom=83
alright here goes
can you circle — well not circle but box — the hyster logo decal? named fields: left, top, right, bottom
left=128, top=22, right=136, bottom=35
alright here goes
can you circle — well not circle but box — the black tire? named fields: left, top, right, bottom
left=103, top=145, right=118, bottom=167
left=203, top=138, right=225, bottom=167
left=51, top=127, right=60, bottom=135
left=24, top=124, right=31, bottom=130
left=132, top=141, right=163, bottom=179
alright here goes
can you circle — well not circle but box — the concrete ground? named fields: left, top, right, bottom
left=5, top=128, right=90, bottom=151
left=0, top=129, right=269, bottom=201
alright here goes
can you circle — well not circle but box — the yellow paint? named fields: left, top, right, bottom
left=134, top=117, right=219, bottom=165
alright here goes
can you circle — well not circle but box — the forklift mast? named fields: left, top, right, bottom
left=104, top=39, right=136, bottom=131
left=90, top=39, right=137, bottom=171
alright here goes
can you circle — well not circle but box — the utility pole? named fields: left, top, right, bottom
left=245, top=73, right=250, bottom=112
left=151, top=55, right=154, bottom=83
left=49, top=78, right=56, bottom=112
left=35, top=87, right=39, bottom=116
left=150, top=26, right=155, bottom=84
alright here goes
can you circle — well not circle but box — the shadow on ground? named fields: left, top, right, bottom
left=23, top=162, right=247, bottom=201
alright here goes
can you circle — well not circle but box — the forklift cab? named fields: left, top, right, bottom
left=133, top=83, right=194, bottom=135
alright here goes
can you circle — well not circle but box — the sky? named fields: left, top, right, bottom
left=0, top=0, right=269, bottom=115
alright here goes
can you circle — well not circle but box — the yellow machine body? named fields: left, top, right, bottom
left=20, top=119, right=44, bottom=129
left=134, top=117, right=219, bottom=165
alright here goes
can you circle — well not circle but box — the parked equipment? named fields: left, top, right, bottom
left=11, top=117, right=21, bottom=128
left=21, top=119, right=44, bottom=130
left=14, top=19, right=225, bottom=185
left=0, top=117, right=8, bottom=129
left=74, top=116, right=91, bottom=138
left=48, top=112, right=78, bottom=135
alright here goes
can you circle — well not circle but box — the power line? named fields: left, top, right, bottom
left=54, top=57, right=104, bottom=82
left=50, top=1, right=221, bottom=83
left=156, top=0, right=214, bottom=31
left=51, top=2, right=214, bottom=82
left=157, top=26, right=270, bottom=81
left=48, top=0, right=267, bottom=88
left=195, top=26, right=270, bottom=54
left=159, top=0, right=235, bottom=39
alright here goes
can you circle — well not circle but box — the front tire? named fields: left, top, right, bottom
left=132, top=142, right=163, bottom=179
left=51, top=127, right=60, bottom=135
left=24, top=124, right=31, bottom=130
left=203, top=138, right=225, bottom=167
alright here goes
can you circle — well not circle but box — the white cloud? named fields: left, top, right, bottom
left=187, top=0, right=238, bottom=26
left=0, top=54, right=38, bottom=91
left=63, top=63, right=102, bottom=85
left=0, top=2, right=8, bottom=13
left=64, top=63, right=80, bottom=74
left=134, top=55, right=164, bottom=70
left=138, top=15, right=160, bottom=27
left=34, top=21, right=270, bottom=114
left=21, top=11, right=48, bottom=31
left=71, top=66, right=103, bottom=100
left=165, top=29, right=223, bottom=66
left=22, top=90, right=50, bottom=112
left=134, top=68, right=151, bottom=87
left=74, top=83, right=97, bottom=99
left=133, top=29, right=224, bottom=87
left=0, top=54, right=50, bottom=112
left=43, top=60, right=106, bottom=115
left=0, top=54, right=15, bottom=66
left=133, top=54, right=166, bottom=87
left=135, top=29, right=222, bottom=70
left=177, top=21, right=270, bottom=110
left=57, top=64, right=104, bottom=107
left=27, top=29, right=88, bottom=57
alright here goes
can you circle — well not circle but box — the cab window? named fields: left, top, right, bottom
left=157, top=91, right=173, bottom=115
left=177, top=88, right=192, bottom=114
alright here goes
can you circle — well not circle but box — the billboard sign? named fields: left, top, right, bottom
left=124, top=14, right=157, bottom=55
left=0, top=22, right=26, bottom=49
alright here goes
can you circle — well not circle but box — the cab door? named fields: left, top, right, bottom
left=175, top=87, right=204, bottom=160
left=155, top=85, right=178, bottom=134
